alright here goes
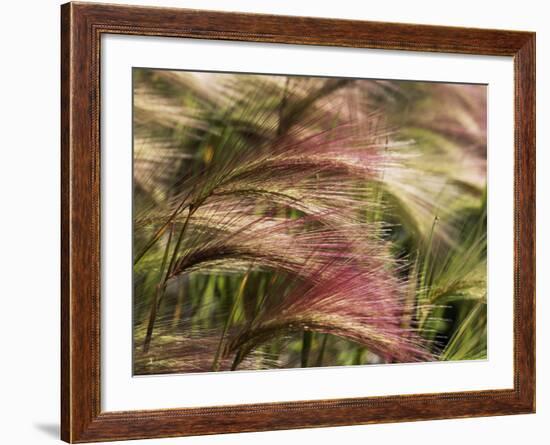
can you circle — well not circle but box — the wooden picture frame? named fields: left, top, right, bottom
left=61, top=2, right=535, bottom=442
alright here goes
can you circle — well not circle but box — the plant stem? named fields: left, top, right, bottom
left=418, top=215, right=439, bottom=328
left=315, top=334, right=328, bottom=367
left=403, top=250, right=420, bottom=330
left=276, top=77, right=290, bottom=137
left=143, top=283, right=164, bottom=353
left=171, top=280, right=185, bottom=328
left=212, top=272, right=250, bottom=371
left=230, top=349, right=244, bottom=371
left=143, top=204, right=195, bottom=352
left=165, top=205, right=195, bottom=279
left=143, top=223, right=174, bottom=352
left=353, top=347, right=365, bottom=365
left=134, top=189, right=194, bottom=265
left=440, top=302, right=485, bottom=360
left=371, top=137, right=388, bottom=224
left=301, top=331, right=312, bottom=368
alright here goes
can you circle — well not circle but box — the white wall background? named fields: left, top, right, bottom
left=0, top=1, right=545, bottom=444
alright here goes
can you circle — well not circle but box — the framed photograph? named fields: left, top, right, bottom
left=61, top=2, right=535, bottom=442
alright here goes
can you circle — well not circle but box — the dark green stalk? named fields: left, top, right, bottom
left=143, top=223, right=174, bottom=353
left=301, top=331, right=313, bottom=368
left=353, top=347, right=365, bottom=365
left=165, top=205, right=195, bottom=279
left=371, top=137, right=389, bottom=224
left=230, top=350, right=244, bottom=371
left=418, top=214, right=439, bottom=327
left=231, top=274, right=275, bottom=371
left=403, top=250, right=420, bottom=330
left=315, top=334, right=329, bottom=367
left=212, top=272, right=250, bottom=371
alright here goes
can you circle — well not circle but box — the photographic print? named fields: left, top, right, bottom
left=132, top=68, right=487, bottom=376
left=61, top=6, right=535, bottom=440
